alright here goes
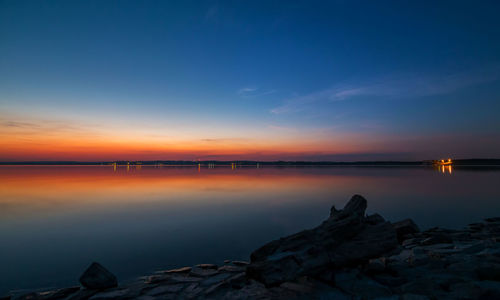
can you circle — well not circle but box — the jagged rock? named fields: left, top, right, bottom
left=247, top=195, right=398, bottom=286
left=231, top=261, right=249, bottom=266
left=366, top=213, right=385, bottom=225
left=393, top=219, right=420, bottom=243
left=79, top=262, right=118, bottom=290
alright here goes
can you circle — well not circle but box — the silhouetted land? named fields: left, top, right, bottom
left=1, top=159, right=500, bottom=166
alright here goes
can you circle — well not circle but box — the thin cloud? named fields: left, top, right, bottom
left=238, top=87, right=276, bottom=98
left=271, top=66, right=500, bottom=114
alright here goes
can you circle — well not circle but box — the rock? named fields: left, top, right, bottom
left=195, top=263, right=218, bottom=270
left=88, top=288, right=132, bottom=299
left=365, top=257, right=386, bottom=274
left=400, top=294, right=430, bottom=300
left=38, top=287, right=80, bottom=300
left=0, top=296, right=10, bottom=300
left=182, top=283, right=204, bottom=299
left=145, top=284, right=184, bottom=296
left=476, top=261, right=500, bottom=281
left=420, top=234, right=453, bottom=245
left=189, top=267, right=219, bottom=277
left=231, top=261, right=249, bottom=266
left=336, top=273, right=392, bottom=298
left=203, top=281, right=228, bottom=296
left=162, top=266, right=191, bottom=274
left=476, top=280, right=500, bottom=299
left=226, top=272, right=246, bottom=288
left=366, top=213, right=386, bottom=225
left=223, top=260, right=231, bottom=264
left=217, top=265, right=245, bottom=273
left=247, top=195, right=398, bottom=286
left=144, top=274, right=169, bottom=284
left=200, top=273, right=232, bottom=286
left=79, top=262, right=118, bottom=290
left=166, top=274, right=202, bottom=284
left=393, top=219, right=420, bottom=243
left=66, top=289, right=99, bottom=300
left=280, top=281, right=313, bottom=293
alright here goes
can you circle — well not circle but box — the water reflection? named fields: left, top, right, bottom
left=437, top=165, right=453, bottom=174
left=0, top=165, right=498, bottom=294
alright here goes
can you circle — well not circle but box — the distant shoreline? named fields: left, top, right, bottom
left=1, top=159, right=500, bottom=166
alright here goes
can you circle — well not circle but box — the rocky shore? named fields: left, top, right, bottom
left=3, top=195, right=500, bottom=299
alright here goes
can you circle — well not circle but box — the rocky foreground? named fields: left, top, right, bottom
left=4, top=195, right=500, bottom=300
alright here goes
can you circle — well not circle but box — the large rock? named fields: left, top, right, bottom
left=393, top=219, right=420, bottom=243
left=79, top=262, right=118, bottom=290
left=246, top=195, right=398, bottom=286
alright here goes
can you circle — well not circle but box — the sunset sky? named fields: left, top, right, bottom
left=1, top=1, right=500, bottom=161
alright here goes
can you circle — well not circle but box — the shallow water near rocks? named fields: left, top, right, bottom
left=0, top=165, right=499, bottom=294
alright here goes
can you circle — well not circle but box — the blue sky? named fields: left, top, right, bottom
left=1, top=1, right=500, bottom=160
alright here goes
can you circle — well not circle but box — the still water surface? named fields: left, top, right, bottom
left=1, top=165, right=499, bottom=293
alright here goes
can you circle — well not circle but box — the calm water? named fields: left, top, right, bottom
left=1, top=165, right=499, bottom=294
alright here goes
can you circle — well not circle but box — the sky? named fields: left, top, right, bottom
left=1, top=0, right=500, bottom=161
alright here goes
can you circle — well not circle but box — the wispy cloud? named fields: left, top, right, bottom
left=271, top=66, right=500, bottom=114
left=238, top=87, right=276, bottom=98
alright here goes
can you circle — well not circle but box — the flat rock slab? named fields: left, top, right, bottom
left=189, top=267, right=219, bottom=277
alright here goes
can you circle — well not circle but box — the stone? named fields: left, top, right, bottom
left=166, top=274, right=202, bottom=284
left=400, top=294, right=430, bottom=300
left=280, top=281, right=313, bottom=293
left=182, top=283, right=204, bottom=299
left=66, top=289, right=99, bottom=300
left=224, top=260, right=231, bottom=264
left=162, top=266, right=191, bottom=274
left=476, top=261, right=500, bottom=281
left=217, top=265, right=245, bottom=273
left=231, top=261, right=249, bottom=266
left=366, top=213, right=386, bottom=225
left=200, top=273, right=231, bottom=286
left=420, top=234, right=453, bottom=245
left=146, top=284, right=184, bottom=296
left=37, top=287, right=80, bottom=300
left=195, top=263, right=218, bottom=270
left=365, top=257, right=386, bottom=274
left=88, top=289, right=131, bottom=299
left=226, top=272, right=246, bottom=288
left=189, top=267, right=219, bottom=277
left=337, top=274, right=392, bottom=298
left=79, top=262, right=118, bottom=290
left=0, top=296, right=9, bottom=300
left=247, top=195, right=398, bottom=286
left=393, top=219, right=420, bottom=243
left=203, top=281, right=228, bottom=296
left=144, top=274, right=169, bottom=284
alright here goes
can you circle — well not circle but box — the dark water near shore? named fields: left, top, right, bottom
left=1, top=165, right=499, bottom=294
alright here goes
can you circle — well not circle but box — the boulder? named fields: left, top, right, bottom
left=79, top=262, right=118, bottom=290
left=247, top=195, right=398, bottom=286
left=393, top=219, right=420, bottom=243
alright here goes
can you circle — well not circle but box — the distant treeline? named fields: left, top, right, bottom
left=1, top=159, right=499, bottom=166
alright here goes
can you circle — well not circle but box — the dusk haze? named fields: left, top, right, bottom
left=2, top=1, right=500, bottom=162
left=1, top=1, right=500, bottom=299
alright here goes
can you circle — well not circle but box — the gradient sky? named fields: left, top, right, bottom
left=1, top=0, right=500, bottom=161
